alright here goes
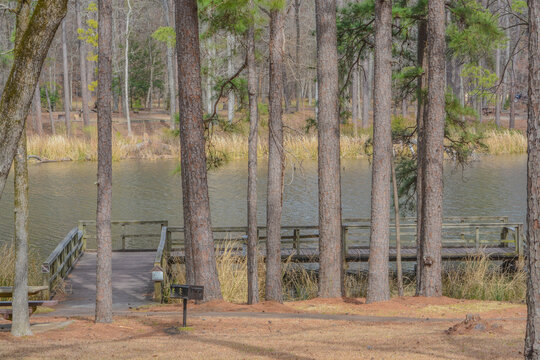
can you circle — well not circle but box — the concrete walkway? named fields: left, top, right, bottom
left=54, top=252, right=154, bottom=315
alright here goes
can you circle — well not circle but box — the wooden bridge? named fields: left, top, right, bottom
left=41, top=216, right=525, bottom=306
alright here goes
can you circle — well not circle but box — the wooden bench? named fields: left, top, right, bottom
left=0, top=301, right=58, bottom=321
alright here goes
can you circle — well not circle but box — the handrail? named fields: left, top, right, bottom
left=41, top=227, right=84, bottom=298
left=166, top=221, right=525, bottom=257
left=79, top=220, right=168, bottom=251
left=152, top=225, right=170, bottom=302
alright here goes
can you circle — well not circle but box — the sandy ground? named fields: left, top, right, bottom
left=0, top=297, right=527, bottom=360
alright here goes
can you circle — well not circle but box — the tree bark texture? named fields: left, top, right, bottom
left=525, top=0, right=540, bottom=356
left=11, top=1, right=32, bottom=336
left=61, top=20, right=71, bottom=136
left=76, top=0, right=90, bottom=127
left=12, top=129, right=31, bottom=336
left=417, top=0, right=446, bottom=297
left=175, top=0, right=222, bottom=301
left=315, top=0, right=343, bottom=298
left=415, top=19, right=428, bottom=295
left=266, top=7, right=285, bottom=303
left=366, top=0, right=392, bottom=303
left=247, top=21, right=259, bottom=304
left=96, top=0, right=114, bottom=323
left=0, top=0, right=68, bottom=200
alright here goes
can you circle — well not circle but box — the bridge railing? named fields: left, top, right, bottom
left=164, top=220, right=524, bottom=259
left=41, top=227, right=84, bottom=298
left=152, top=225, right=171, bottom=302
left=78, top=220, right=168, bottom=251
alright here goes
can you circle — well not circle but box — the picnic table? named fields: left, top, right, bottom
left=0, top=286, right=57, bottom=321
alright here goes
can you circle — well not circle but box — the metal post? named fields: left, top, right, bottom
left=183, top=298, right=187, bottom=327
left=293, top=228, right=300, bottom=251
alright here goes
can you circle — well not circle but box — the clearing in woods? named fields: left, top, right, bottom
left=0, top=297, right=526, bottom=359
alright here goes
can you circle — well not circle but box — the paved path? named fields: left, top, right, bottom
left=54, top=252, right=154, bottom=314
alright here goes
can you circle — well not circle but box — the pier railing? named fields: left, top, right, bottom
left=78, top=220, right=168, bottom=251
left=164, top=221, right=524, bottom=258
left=41, top=228, right=84, bottom=298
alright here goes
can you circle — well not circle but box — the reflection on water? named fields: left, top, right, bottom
left=0, top=155, right=527, bottom=258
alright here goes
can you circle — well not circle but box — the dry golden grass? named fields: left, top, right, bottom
left=481, top=129, right=527, bottom=154
left=0, top=242, right=44, bottom=299
left=443, top=255, right=526, bottom=302
left=168, top=241, right=525, bottom=304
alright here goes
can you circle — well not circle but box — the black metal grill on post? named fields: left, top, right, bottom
left=170, top=284, right=204, bottom=327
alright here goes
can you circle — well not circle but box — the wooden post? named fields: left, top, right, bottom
left=341, top=226, right=349, bottom=266
left=293, top=228, right=300, bottom=251
left=121, top=224, right=126, bottom=250
left=475, top=226, right=480, bottom=252
left=78, top=222, right=87, bottom=252
left=517, top=224, right=523, bottom=258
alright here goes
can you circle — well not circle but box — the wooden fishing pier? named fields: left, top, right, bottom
left=40, top=216, right=525, bottom=305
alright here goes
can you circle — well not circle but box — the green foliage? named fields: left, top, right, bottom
left=151, top=26, right=176, bottom=48
left=447, top=0, right=506, bottom=61
left=40, top=84, right=59, bottom=111
left=128, top=38, right=164, bottom=107
left=303, top=117, right=318, bottom=134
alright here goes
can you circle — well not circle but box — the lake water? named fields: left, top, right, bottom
left=0, top=155, right=527, bottom=259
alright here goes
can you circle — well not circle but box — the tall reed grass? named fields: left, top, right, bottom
left=0, top=243, right=44, bottom=299
left=168, top=240, right=525, bottom=303
left=481, top=129, right=527, bottom=155
left=26, top=125, right=525, bottom=163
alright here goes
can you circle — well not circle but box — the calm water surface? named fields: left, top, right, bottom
left=0, top=155, right=527, bottom=258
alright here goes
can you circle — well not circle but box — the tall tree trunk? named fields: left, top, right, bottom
left=415, top=19, right=428, bottom=295
left=175, top=0, right=222, bottom=301
left=525, top=0, right=540, bottom=356
left=124, top=0, right=132, bottom=135
left=0, top=0, right=68, bottom=201
left=316, top=0, right=342, bottom=298
left=509, top=47, right=516, bottom=129
left=294, top=0, right=301, bottom=112
left=366, top=0, right=392, bottom=303
left=76, top=0, right=90, bottom=127
left=95, top=0, right=113, bottom=323
left=495, top=0, right=501, bottom=127
left=146, top=46, right=154, bottom=110
left=11, top=1, right=32, bottom=337
left=161, top=0, right=176, bottom=129
left=33, top=84, right=43, bottom=135
left=282, top=67, right=291, bottom=112
left=391, top=157, right=403, bottom=297
left=308, top=79, right=313, bottom=106
left=227, top=34, right=235, bottom=124
left=352, top=63, right=359, bottom=136
left=62, top=19, right=71, bottom=136
left=45, top=86, right=56, bottom=135
left=12, top=129, right=31, bottom=337
left=266, top=7, right=285, bottom=303
left=246, top=20, right=259, bottom=305
left=417, top=0, right=445, bottom=297
left=361, top=56, right=370, bottom=128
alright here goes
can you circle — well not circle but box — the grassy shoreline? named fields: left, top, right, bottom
left=25, top=127, right=526, bottom=163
